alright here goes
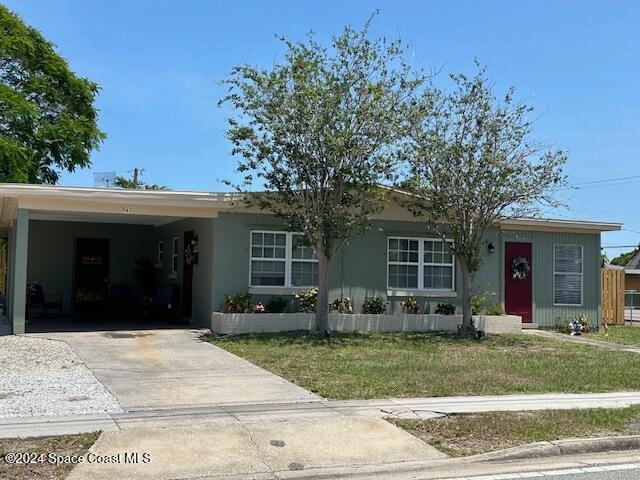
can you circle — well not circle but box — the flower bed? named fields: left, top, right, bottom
left=211, top=312, right=521, bottom=335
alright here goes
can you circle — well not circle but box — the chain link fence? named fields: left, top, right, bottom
left=625, top=290, right=640, bottom=323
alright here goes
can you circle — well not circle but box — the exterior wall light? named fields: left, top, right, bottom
left=487, top=242, right=496, bottom=254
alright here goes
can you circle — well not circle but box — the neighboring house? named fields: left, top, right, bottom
left=0, top=184, right=621, bottom=334
left=624, top=251, right=640, bottom=292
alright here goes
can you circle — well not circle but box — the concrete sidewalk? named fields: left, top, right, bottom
left=525, top=329, right=640, bottom=353
left=5, top=391, right=640, bottom=439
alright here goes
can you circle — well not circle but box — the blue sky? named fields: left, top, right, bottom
left=6, top=0, right=640, bottom=257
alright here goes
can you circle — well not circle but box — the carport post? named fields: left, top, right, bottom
left=9, top=209, right=29, bottom=334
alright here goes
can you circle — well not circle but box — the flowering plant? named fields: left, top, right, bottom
left=251, top=303, right=266, bottom=313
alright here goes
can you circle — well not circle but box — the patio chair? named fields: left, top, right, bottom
left=26, top=282, right=63, bottom=319
left=135, top=284, right=179, bottom=320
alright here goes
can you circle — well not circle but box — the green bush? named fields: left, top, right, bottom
left=434, top=302, right=456, bottom=315
left=224, top=292, right=251, bottom=313
left=471, top=292, right=488, bottom=315
left=295, top=288, right=318, bottom=313
left=362, top=296, right=387, bottom=314
left=485, top=303, right=505, bottom=315
left=267, top=296, right=289, bottom=313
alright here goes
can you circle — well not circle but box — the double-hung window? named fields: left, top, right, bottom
left=388, top=237, right=455, bottom=291
left=157, top=240, right=164, bottom=266
left=554, top=244, right=583, bottom=305
left=171, top=237, right=179, bottom=274
left=250, top=231, right=318, bottom=288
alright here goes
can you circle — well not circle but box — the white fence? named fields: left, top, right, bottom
left=211, top=312, right=522, bottom=335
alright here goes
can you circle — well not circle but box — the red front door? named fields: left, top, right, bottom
left=504, top=242, right=532, bottom=323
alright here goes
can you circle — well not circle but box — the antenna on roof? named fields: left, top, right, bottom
left=93, top=171, right=116, bottom=189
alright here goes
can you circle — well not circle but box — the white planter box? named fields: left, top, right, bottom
left=211, top=312, right=521, bottom=335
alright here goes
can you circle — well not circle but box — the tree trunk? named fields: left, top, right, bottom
left=314, top=253, right=331, bottom=335
left=458, top=260, right=477, bottom=339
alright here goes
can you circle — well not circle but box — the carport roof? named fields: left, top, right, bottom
left=0, top=183, right=242, bottom=229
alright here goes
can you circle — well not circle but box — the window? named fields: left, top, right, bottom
left=171, top=237, right=179, bottom=274
left=250, top=231, right=318, bottom=288
left=554, top=244, right=582, bottom=305
left=388, top=237, right=455, bottom=291
left=157, top=240, right=164, bottom=266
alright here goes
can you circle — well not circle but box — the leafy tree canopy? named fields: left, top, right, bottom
left=114, top=174, right=169, bottom=190
left=610, top=249, right=638, bottom=266
left=403, top=64, right=566, bottom=336
left=0, top=5, right=105, bottom=183
left=221, top=13, right=425, bottom=332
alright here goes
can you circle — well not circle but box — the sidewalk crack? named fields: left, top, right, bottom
left=224, top=409, right=280, bottom=479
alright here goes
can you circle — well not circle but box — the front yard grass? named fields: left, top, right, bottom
left=0, top=432, right=99, bottom=479
left=203, top=331, right=640, bottom=399
left=589, top=325, right=640, bottom=346
left=390, top=406, right=640, bottom=457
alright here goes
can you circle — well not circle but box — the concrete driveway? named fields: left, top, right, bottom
left=34, top=329, right=319, bottom=410
left=30, top=328, right=446, bottom=479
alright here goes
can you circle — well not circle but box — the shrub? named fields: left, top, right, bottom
left=332, top=297, right=353, bottom=313
left=224, top=292, right=251, bottom=313
left=485, top=303, right=505, bottom=315
left=471, top=292, right=487, bottom=315
left=362, top=296, right=386, bottom=314
left=267, top=296, right=289, bottom=313
left=295, top=288, right=318, bottom=313
left=401, top=296, right=420, bottom=314
left=434, top=302, right=456, bottom=315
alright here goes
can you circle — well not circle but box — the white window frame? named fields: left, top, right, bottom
left=171, top=237, right=179, bottom=274
left=249, top=230, right=318, bottom=289
left=387, top=236, right=456, bottom=292
left=553, top=243, right=583, bottom=307
left=157, top=240, right=164, bottom=266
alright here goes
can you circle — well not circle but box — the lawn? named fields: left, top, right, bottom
left=590, top=325, right=640, bottom=346
left=0, top=432, right=99, bottom=479
left=203, top=331, right=640, bottom=399
left=390, top=406, right=640, bottom=457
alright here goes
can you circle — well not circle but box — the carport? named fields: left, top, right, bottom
left=0, top=184, right=229, bottom=334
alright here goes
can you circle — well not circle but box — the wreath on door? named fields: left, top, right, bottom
left=184, top=244, right=194, bottom=266
left=511, top=257, right=531, bottom=280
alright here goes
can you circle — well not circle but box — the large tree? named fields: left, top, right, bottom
left=403, top=65, right=566, bottom=337
left=0, top=5, right=105, bottom=183
left=221, top=15, right=425, bottom=333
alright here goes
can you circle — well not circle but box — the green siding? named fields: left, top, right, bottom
left=499, top=229, right=601, bottom=327
left=154, top=218, right=214, bottom=327
left=212, top=212, right=602, bottom=327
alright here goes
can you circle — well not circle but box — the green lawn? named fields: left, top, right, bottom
left=590, top=325, right=640, bottom=346
left=203, top=331, right=640, bottom=399
left=0, top=433, right=99, bottom=480
left=390, top=406, right=640, bottom=457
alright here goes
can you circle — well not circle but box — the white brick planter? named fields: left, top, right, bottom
left=211, top=312, right=521, bottom=335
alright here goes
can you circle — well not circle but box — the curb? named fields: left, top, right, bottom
left=468, top=435, right=640, bottom=462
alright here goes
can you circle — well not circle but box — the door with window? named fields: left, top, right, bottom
left=74, top=238, right=110, bottom=301
left=504, top=242, right=532, bottom=323
left=182, top=231, right=194, bottom=319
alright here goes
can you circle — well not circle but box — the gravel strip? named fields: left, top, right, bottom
left=0, top=336, right=123, bottom=418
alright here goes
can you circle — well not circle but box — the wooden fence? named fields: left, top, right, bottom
left=601, top=268, right=625, bottom=325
